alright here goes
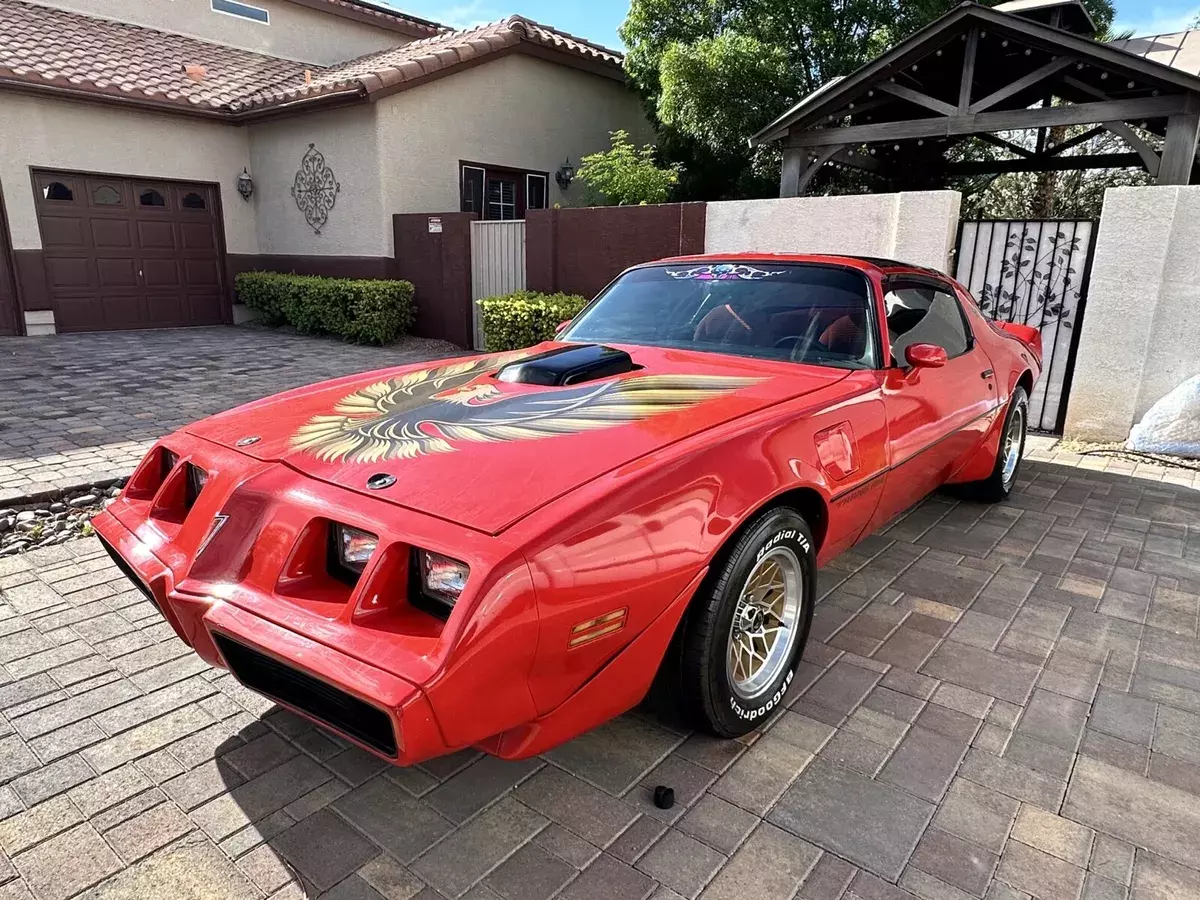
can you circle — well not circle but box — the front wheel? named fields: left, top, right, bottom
left=969, top=386, right=1028, bottom=502
left=679, top=508, right=815, bottom=737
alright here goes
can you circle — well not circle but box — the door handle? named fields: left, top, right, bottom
left=980, top=369, right=994, bottom=379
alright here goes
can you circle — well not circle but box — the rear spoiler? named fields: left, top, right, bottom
left=995, top=321, right=1042, bottom=368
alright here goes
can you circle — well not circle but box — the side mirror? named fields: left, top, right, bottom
left=555, top=320, right=571, bottom=336
left=904, top=343, right=948, bottom=369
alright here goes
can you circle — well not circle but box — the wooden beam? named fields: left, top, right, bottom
left=1043, top=124, right=1104, bottom=156
left=795, top=145, right=845, bottom=196
left=779, top=147, right=805, bottom=197
left=977, top=133, right=1034, bottom=158
left=947, top=152, right=1146, bottom=175
left=1159, top=113, right=1200, bottom=184
left=1103, top=121, right=1160, bottom=176
left=878, top=82, right=958, bottom=117
left=785, top=95, right=1191, bottom=147
left=968, top=57, right=1075, bottom=113
left=958, top=27, right=978, bottom=113
left=834, top=148, right=883, bottom=172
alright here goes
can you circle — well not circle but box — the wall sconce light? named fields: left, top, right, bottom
left=555, top=158, right=575, bottom=190
left=236, top=168, right=254, bottom=202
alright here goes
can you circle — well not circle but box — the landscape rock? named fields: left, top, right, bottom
left=1129, top=373, right=1200, bottom=458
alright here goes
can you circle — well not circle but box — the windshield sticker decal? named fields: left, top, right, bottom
left=666, top=264, right=788, bottom=281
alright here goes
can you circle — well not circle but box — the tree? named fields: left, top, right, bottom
left=621, top=0, right=1117, bottom=200
left=575, top=130, right=683, bottom=206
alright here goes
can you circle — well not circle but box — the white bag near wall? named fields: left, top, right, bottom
left=1128, top=374, right=1200, bottom=458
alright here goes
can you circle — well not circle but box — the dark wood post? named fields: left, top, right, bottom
left=1158, top=112, right=1200, bottom=185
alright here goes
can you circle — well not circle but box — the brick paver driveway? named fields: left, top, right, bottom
left=0, top=458, right=1198, bottom=900
left=0, top=327, right=456, bottom=504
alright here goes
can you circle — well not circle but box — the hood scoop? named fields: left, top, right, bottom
left=495, top=344, right=637, bottom=386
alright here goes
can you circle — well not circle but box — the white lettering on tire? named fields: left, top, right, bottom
left=729, top=667, right=795, bottom=721
left=756, top=527, right=810, bottom=563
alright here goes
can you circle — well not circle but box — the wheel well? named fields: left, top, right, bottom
left=701, top=487, right=829, bottom=592
left=1017, top=370, right=1033, bottom=398
left=769, top=487, right=829, bottom=554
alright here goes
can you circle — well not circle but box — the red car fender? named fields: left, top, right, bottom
left=483, top=566, right=709, bottom=759
left=514, top=376, right=886, bottom=716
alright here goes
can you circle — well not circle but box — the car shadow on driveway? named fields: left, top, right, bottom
left=197, top=460, right=1200, bottom=899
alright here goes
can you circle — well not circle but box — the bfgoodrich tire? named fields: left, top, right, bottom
left=968, top=386, right=1029, bottom=503
left=680, top=507, right=816, bottom=737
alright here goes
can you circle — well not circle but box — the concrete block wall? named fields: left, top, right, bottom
left=703, top=191, right=963, bottom=273
left=1064, top=186, right=1200, bottom=442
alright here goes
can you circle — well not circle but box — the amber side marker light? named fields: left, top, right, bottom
left=569, top=608, right=628, bottom=648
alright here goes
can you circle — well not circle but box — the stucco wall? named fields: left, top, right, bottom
left=35, top=0, right=407, bottom=64
left=375, top=54, right=653, bottom=220
left=247, top=104, right=386, bottom=257
left=1064, top=186, right=1200, bottom=442
left=704, top=191, right=963, bottom=273
left=0, top=92, right=257, bottom=254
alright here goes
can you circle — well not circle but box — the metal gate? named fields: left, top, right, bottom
left=470, top=220, right=526, bottom=350
left=955, top=218, right=1098, bottom=433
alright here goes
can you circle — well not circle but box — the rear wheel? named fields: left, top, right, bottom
left=969, top=386, right=1028, bottom=502
left=679, top=508, right=815, bottom=737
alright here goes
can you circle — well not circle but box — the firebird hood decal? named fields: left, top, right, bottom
left=290, top=354, right=764, bottom=464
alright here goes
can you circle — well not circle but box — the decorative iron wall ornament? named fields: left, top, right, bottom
left=291, top=144, right=340, bottom=234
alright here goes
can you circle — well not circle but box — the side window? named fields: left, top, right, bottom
left=884, top=282, right=971, bottom=362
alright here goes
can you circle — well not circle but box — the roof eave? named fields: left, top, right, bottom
left=283, top=0, right=446, bottom=39
left=0, top=75, right=234, bottom=121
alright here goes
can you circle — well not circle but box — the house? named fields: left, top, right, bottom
left=0, top=0, right=652, bottom=336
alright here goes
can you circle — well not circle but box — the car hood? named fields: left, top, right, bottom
left=186, top=343, right=850, bottom=534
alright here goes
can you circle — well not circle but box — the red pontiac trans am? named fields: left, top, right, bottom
left=94, top=254, right=1041, bottom=765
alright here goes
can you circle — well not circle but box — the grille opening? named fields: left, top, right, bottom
left=96, top=532, right=162, bottom=615
left=213, top=634, right=398, bottom=757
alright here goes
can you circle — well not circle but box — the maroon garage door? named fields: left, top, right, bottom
left=0, top=187, right=18, bottom=336
left=32, top=170, right=227, bottom=332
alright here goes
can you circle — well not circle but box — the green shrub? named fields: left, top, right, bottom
left=235, top=272, right=415, bottom=345
left=476, top=290, right=590, bottom=351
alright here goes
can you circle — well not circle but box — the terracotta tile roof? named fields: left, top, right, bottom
left=0, top=0, right=311, bottom=112
left=233, top=15, right=625, bottom=111
left=1109, top=30, right=1200, bottom=78
left=0, top=3, right=624, bottom=117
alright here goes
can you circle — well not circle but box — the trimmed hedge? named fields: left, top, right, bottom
left=235, top=272, right=416, bottom=345
left=476, top=290, right=590, bottom=352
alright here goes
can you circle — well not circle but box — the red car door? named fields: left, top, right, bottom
left=869, top=276, right=1000, bottom=530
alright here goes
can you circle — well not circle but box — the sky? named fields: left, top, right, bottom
left=382, top=0, right=1199, bottom=50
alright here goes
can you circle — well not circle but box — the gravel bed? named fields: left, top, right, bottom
left=0, top=480, right=124, bottom=556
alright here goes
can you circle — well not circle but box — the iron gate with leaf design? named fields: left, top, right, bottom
left=954, top=218, right=1098, bottom=433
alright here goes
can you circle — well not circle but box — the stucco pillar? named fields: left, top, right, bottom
left=1063, top=186, right=1179, bottom=441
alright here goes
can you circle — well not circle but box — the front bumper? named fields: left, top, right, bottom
left=94, top=509, right=452, bottom=764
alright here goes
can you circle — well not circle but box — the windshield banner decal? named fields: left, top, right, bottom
left=666, top=264, right=788, bottom=281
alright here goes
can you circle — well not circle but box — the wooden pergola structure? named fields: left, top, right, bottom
left=750, top=0, right=1200, bottom=196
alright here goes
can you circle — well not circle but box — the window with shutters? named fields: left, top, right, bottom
left=459, top=162, right=550, bottom=220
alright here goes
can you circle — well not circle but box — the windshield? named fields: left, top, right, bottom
left=563, top=262, right=877, bottom=368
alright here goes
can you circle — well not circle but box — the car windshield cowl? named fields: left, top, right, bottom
left=563, top=262, right=878, bottom=369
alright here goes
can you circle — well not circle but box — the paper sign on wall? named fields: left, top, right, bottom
left=428, top=217, right=443, bottom=233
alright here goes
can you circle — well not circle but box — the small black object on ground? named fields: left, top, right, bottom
left=653, top=785, right=675, bottom=810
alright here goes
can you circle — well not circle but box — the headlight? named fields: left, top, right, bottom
left=418, top=550, right=469, bottom=609
left=331, top=524, right=378, bottom=582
